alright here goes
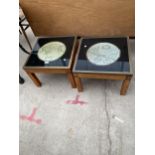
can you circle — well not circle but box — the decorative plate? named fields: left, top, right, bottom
left=86, top=42, right=120, bottom=66
left=37, top=41, right=66, bottom=62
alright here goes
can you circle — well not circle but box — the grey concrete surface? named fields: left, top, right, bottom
left=19, top=28, right=135, bottom=155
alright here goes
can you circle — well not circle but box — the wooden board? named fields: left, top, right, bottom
left=20, top=0, right=135, bottom=37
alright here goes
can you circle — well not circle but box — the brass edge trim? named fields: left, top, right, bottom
left=73, top=70, right=132, bottom=75
left=23, top=36, right=77, bottom=70
left=72, top=36, right=132, bottom=75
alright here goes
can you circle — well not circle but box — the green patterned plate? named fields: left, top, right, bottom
left=38, top=41, right=66, bottom=62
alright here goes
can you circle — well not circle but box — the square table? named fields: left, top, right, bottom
left=23, top=36, right=77, bottom=88
left=73, top=36, right=133, bottom=95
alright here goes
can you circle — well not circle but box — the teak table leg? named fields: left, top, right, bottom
left=26, top=72, right=41, bottom=87
left=120, top=75, right=132, bottom=95
left=75, top=76, right=83, bottom=92
left=67, top=73, right=76, bottom=88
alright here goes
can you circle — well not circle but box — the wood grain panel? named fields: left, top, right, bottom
left=20, top=0, right=134, bottom=36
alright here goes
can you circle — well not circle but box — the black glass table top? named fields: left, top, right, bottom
left=24, top=36, right=76, bottom=68
left=73, top=37, right=132, bottom=74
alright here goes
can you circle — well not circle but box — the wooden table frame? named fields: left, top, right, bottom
left=73, top=36, right=133, bottom=95
left=23, top=37, right=77, bottom=88
left=74, top=73, right=132, bottom=95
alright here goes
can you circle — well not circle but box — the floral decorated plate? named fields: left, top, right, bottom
left=38, top=41, right=66, bottom=62
left=86, top=42, right=120, bottom=66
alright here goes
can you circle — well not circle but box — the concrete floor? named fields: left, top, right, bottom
left=19, top=28, right=135, bottom=155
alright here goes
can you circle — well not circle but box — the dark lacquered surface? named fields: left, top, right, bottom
left=25, top=37, right=75, bottom=67
left=73, top=37, right=131, bottom=73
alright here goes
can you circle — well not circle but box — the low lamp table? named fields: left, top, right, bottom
left=73, top=37, right=133, bottom=95
left=23, top=36, right=77, bottom=88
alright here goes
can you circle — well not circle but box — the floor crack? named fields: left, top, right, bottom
left=104, top=81, right=112, bottom=155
